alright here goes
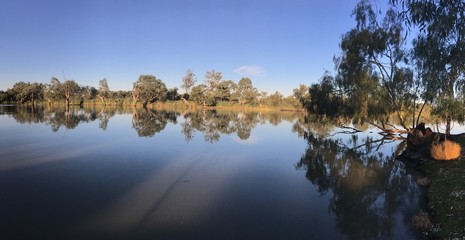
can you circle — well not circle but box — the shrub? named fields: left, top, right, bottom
left=430, top=140, right=461, bottom=161
left=410, top=211, right=432, bottom=232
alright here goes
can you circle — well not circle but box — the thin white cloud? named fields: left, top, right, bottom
left=233, top=65, right=265, bottom=77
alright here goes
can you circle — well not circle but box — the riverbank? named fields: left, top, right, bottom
left=418, top=135, right=465, bottom=239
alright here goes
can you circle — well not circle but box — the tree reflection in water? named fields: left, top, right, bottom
left=9, top=105, right=120, bottom=132
left=6, top=106, right=304, bottom=142
left=180, top=110, right=262, bottom=143
left=296, top=129, right=420, bottom=239
left=131, top=108, right=177, bottom=137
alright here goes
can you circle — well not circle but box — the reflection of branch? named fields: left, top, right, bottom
left=329, top=125, right=362, bottom=137
left=368, top=121, right=408, bottom=135
left=339, top=125, right=362, bottom=132
left=337, top=136, right=399, bottom=154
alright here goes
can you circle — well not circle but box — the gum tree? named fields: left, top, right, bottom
left=132, top=75, right=168, bottom=108
left=391, top=0, right=465, bottom=135
left=98, top=78, right=110, bottom=106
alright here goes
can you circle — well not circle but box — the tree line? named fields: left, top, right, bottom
left=0, top=69, right=301, bottom=110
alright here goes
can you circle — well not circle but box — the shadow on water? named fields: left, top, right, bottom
left=0, top=105, right=425, bottom=239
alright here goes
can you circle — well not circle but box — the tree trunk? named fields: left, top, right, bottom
left=132, top=95, right=138, bottom=107
left=445, top=116, right=451, bottom=138
left=98, top=95, right=106, bottom=106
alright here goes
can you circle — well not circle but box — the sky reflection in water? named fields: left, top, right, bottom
left=0, top=105, right=423, bottom=240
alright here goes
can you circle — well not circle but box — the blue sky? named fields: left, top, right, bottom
left=0, top=0, right=389, bottom=95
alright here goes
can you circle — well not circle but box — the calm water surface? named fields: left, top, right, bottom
left=0, top=105, right=423, bottom=239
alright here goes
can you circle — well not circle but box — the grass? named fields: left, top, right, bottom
left=430, top=140, right=461, bottom=161
left=420, top=135, right=465, bottom=239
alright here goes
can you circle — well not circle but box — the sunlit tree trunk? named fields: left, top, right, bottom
left=98, top=95, right=106, bottom=106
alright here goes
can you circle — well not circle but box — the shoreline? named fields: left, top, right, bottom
left=400, top=135, right=465, bottom=239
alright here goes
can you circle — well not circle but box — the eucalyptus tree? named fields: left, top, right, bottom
left=0, top=90, right=7, bottom=103
left=44, top=77, right=62, bottom=105
left=204, top=70, right=222, bottom=90
left=325, top=0, right=414, bottom=129
left=181, top=69, right=196, bottom=96
left=216, top=80, right=237, bottom=102
left=293, top=84, right=310, bottom=107
left=27, top=82, right=43, bottom=105
left=167, top=87, right=180, bottom=101
left=235, top=77, right=259, bottom=106
left=391, top=0, right=465, bottom=135
left=204, top=69, right=222, bottom=102
left=190, top=84, right=216, bottom=106
left=132, top=75, right=168, bottom=108
left=61, top=80, right=80, bottom=110
left=98, top=78, right=110, bottom=106
left=10, top=82, right=44, bottom=105
left=79, top=86, right=98, bottom=105
left=267, top=91, right=284, bottom=107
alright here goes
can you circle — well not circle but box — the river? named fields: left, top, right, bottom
left=0, top=105, right=424, bottom=239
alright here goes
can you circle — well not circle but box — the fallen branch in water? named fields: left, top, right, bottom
left=367, top=121, right=409, bottom=135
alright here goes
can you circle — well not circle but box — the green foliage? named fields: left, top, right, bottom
left=392, top=0, right=465, bottom=134
left=190, top=84, right=216, bottom=106
left=431, top=97, right=465, bottom=124
left=132, top=75, right=168, bottom=107
left=267, top=91, right=283, bottom=107
left=204, top=69, right=222, bottom=90
left=167, top=87, right=180, bottom=101
left=306, top=75, right=345, bottom=117
left=216, top=80, right=236, bottom=102
left=181, top=69, right=196, bottom=95
left=98, top=78, right=110, bottom=105
left=44, top=77, right=62, bottom=103
left=61, top=80, right=80, bottom=107
left=9, top=81, right=44, bottom=104
left=235, top=77, right=259, bottom=106
left=293, top=84, right=310, bottom=107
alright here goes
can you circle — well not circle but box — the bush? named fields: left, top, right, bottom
left=430, top=140, right=461, bottom=161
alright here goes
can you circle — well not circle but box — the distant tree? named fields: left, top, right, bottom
left=235, top=77, right=259, bottom=106
left=167, top=87, right=180, bottom=101
left=190, top=84, right=216, bottom=106
left=181, top=69, right=196, bottom=96
left=61, top=80, right=80, bottom=109
left=9, top=82, right=44, bottom=105
left=113, top=90, right=131, bottom=100
left=307, top=75, right=345, bottom=116
left=204, top=70, right=222, bottom=90
left=293, top=84, right=310, bottom=107
left=80, top=86, right=98, bottom=105
left=132, top=75, right=168, bottom=107
left=27, top=82, right=43, bottom=105
left=204, top=69, right=222, bottom=102
left=216, top=80, right=237, bottom=102
left=10, top=82, right=29, bottom=103
left=44, top=77, right=62, bottom=105
left=98, top=78, right=110, bottom=106
left=268, top=91, right=284, bottom=107
left=0, top=90, right=6, bottom=103
left=283, top=95, right=301, bottom=109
